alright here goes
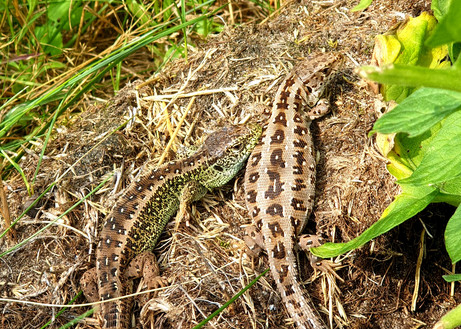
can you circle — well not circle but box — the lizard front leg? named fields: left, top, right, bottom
left=80, top=252, right=168, bottom=320
left=243, top=225, right=265, bottom=257
left=174, top=180, right=207, bottom=229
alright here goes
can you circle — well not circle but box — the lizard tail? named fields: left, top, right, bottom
left=267, top=244, right=326, bottom=329
left=100, top=300, right=130, bottom=329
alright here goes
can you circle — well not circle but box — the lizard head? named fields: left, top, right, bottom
left=200, top=123, right=262, bottom=188
left=298, top=52, right=344, bottom=107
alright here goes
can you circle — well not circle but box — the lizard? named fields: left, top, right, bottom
left=81, top=122, right=262, bottom=329
left=244, top=52, right=343, bottom=329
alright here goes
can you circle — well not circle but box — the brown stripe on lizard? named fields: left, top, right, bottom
left=81, top=123, right=261, bottom=329
left=244, top=52, right=343, bottom=329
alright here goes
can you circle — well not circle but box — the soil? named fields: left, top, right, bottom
left=1, top=0, right=458, bottom=328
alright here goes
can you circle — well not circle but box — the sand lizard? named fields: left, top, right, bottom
left=81, top=123, right=262, bottom=329
left=244, top=52, right=342, bottom=329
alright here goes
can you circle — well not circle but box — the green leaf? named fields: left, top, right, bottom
left=371, top=88, right=461, bottom=137
left=34, top=24, right=63, bottom=56
left=438, top=175, right=461, bottom=197
left=443, top=274, right=461, bottom=282
left=433, top=302, right=461, bottom=329
left=47, top=1, right=71, bottom=23
left=1, top=149, right=33, bottom=195
left=351, top=0, right=372, bottom=12
left=380, top=119, right=442, bottom=182
left=398, top=110, right=461, bottom=186
left=426, top=0, right=461, bottom=48
left=445, top=205, right=461, bottom=264
left=371, top=12, right=450, bottom=102
left=431, top=0, right=452, bottom=20
left=359, top=64, right=461, bottom=93
left=450, top=43, right=461, bottom=66
left=312, top=185, right=438, bottom=258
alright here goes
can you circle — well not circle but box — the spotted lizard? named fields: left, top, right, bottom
left=81, top=123, right=262, bottom=329
left=244, top=52, right=343, bottom=329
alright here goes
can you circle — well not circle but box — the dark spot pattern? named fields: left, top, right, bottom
left=293, top=165, right=303, bottom=175
left=270, top=129, right=285, bottom=144
left=284, top=284, right=296, bottom=296
left=293, top=151, right=305, bottom=166
left=105, top=236, right=112, bottom=246
left=284, top=77, right=295, bottom=88
left=266, top=203, right=283, bottom=217
left=290, top=216, right=301, bottom=231
left=280, top=264, right=289, bottom=279
left=276, top=99, right=289, bottom=110
left=293, top=139, right=307, bottom=148
left=291, top=198, right=307, bottom=211
left=248, top=172, right=260, bottom=183
left=272, top=241, right=286, bottom=259
left=250, top=152, right=262, bottom=167
left=246, top=190, right=257, bottom=203
left=291, top=178, right=306, bottom=191
left=101, top=271, right=109, bottom=284
left=268, top=222, right=284, bottom=237
left=264, top=170, right=284, bottom=200
left=273, top=112, right=287, bottom=126
left=293, top=125, right=307, bottom=136
left=270, top=148, right=285, bottom=167
left=293, top=113, right=303, bottom=123
left=292, top=101, right=303, bottom=112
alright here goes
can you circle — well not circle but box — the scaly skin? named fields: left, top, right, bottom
left=87, top=123, right=261, bottom=329
left=244, top=52, right=343, bottom=329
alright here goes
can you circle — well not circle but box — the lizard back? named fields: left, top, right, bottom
left=96, top=123, right=262, bottom=328
left=244, top=52, right=342, bottom=329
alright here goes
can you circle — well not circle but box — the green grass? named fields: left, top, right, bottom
left=0, top=0, right=273, bottom=179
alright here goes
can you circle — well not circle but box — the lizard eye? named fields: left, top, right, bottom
left=231, top=143, right=243, bottom=152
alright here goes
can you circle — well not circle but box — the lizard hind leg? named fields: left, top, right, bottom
left=299, top=234, right=340, bottom=277
left=244, top=225, right=264, bottom=258
left=80, top=267, right=99, bottom=303
left=124, top=251, right=169, bottom=305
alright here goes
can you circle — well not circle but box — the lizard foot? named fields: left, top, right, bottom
left=243, top=225, right=264, bottom=258
left=298, top=234, right=330, bottom=271
left=138, top=276, right=169, bottom=305
left=126, top=251, right=168, bottom=304
left=80, top=267, right=99, bottom=303
left=299, top=234, right=342, bottom=278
